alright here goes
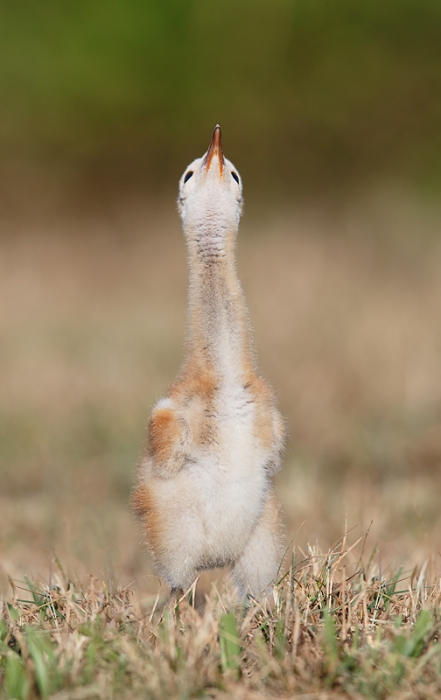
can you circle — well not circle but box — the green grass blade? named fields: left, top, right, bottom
left=219, top=612, right=241, bottom=674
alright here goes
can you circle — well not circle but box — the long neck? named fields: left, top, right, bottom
left=183, top=228, right=255, bottom=380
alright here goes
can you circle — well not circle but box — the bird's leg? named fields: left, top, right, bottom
left=169, top=587, right=184, bottom=608
left=169, top=587, right=184, bottom=623
left=231, top=488, right=286, bottom=600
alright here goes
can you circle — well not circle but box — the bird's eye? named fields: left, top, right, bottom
left=184, top=171, right=193, bottom=183
left=231, top=172, right=240, bottom=184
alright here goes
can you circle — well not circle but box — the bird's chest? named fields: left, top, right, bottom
left=186, top=376, right=267, bottom=474
left=186, top=381, right=269, bottom=557
left=217, top=383, right=254, bottom=427
left=213, top=382, right=261, bottom=467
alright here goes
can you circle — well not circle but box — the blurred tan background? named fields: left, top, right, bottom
left=1, top=1, right=440, bottom=596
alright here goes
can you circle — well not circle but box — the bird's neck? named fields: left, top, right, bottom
left=183, top=227, right=254, bottom=380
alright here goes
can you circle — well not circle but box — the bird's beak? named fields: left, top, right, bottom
left=204, top=125, right=224, bottom=175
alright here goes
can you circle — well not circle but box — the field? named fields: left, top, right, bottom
left=1, top=191, right=441, bottom=697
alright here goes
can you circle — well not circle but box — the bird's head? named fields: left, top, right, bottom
left=178, top=126, right=243, bottom=241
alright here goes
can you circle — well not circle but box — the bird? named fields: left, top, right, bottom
left=132, top=125, right=286, bottom=600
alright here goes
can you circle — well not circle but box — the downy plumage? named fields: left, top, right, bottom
left=132, top=126, right=286, bottom=599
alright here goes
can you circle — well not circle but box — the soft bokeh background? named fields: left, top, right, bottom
left=1, top=0, right=440, bottom=596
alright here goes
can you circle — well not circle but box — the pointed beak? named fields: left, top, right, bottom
left=204, top=125, right=224, bottom=175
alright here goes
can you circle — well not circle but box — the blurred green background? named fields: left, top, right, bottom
left=1, top=0, right=441, bottom=203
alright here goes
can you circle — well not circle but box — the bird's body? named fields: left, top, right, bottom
left=132, top=126, right=285, bottom=598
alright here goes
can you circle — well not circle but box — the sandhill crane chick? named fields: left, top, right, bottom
left=132, top=126, right=286, bottom=599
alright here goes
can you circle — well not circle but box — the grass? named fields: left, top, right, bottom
left=1, top=540, right=441, bottom=699
left=0, top=191, right=441, bottom=696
